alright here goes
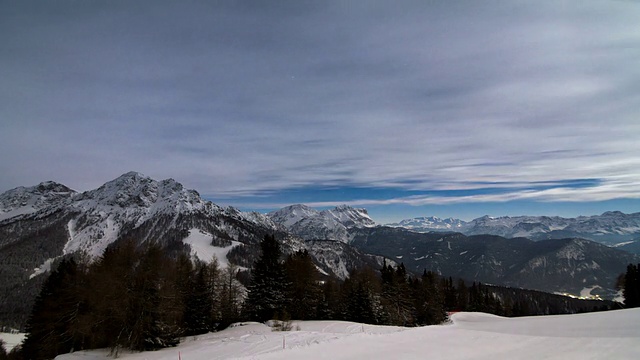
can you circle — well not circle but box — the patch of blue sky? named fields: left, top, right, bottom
left=209, top=178, right=602, bottom=204
left=206, top=178, right=609, bottom=221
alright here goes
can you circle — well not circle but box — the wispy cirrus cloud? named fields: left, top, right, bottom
left=0, top=1, right=639, bottom=216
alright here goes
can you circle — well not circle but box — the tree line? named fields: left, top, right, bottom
left=15, top=239, right=244, bottom=360
left=7, top=235, right=618, bottom=359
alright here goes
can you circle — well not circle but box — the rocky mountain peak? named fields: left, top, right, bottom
left=74, top=172, right=202, bottom=211
left=267, top=204, right=320, bottom=228
left=324, top=205, right=376, bottom=228
left=0, top=181, right=76, bottom=222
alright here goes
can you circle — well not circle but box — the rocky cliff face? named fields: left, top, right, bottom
left=268, top=204, right=376, bottom=242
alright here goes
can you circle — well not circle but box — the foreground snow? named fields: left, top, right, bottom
left=57, top=309, right=640, bottom=360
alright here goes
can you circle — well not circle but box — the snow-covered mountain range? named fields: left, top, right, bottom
left=0, top=172, right=385, bottom=329
left=386, top=216, right=465, bottom=232
left=1, top=172, right=637, bottom=329
left=1, top=172, right=285, bottom=259
left=0, top=172, right=386, bottom=276
left=267, top=204, right=376, bottom=243
left=387, top=212, right=640, bottom=245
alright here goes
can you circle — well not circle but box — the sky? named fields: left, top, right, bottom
left=1, top=0, right=639, bottom=224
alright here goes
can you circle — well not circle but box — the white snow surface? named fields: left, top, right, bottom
left=56, top=309, right=640, bottom=360
left=0, top=332, right=26, bottom=352
left=29, top=257, right=58, bottom=279
left=183, top=229, right=241, bottom=267
left=580, top=285, right=602, bottom=298
left=0, top=332, right=25, bottom=352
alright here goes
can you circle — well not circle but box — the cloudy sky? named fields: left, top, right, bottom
left=1, top=0, right=639, bottom=223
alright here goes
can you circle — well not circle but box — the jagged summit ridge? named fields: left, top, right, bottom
left=0, top=172, right=275, bottom=258
left=73, top=171, right=209, bottom=215
left=323, top=205, right=376, bottom=228
left=267, top=204, right=376, bottom=242
left=387, top=212, right=640, bottom=244
left=0, top=181, right=76, bottom=222
left=267, top=204, right=320, bottom=228
left=387, top=216, right=466, bottom=231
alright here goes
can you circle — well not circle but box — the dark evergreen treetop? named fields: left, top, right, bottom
left=623, top=263, right=640, bottom=308
left=245, top=234, right=289, bottom=322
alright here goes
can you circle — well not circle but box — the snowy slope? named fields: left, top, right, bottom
left=183, top=228, right=242, bottom=268
left=57, top=309, right=640, bottom=360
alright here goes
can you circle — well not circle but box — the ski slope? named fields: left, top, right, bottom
left=56, top=309, right=640, bottom=360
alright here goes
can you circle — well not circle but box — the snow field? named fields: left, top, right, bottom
left=0, top=332, right=25, bottom=352
left=183, top=229, right=242, bottom=267
left=56, top=309, right=640, bottom=360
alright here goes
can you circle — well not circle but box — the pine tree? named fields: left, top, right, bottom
left=380, top=263, right=414, bottom=326
left=245, top=234, right=288, bottom=322
left=317, top=278, right=340, bottom=320
left=414, top=270, right=447, bottom=325
left=623, top=263, right=640, bottom=308
left=126, top=243, right=178, bottom=350
left=83, top=240, right=179, bottom=354
left=0, top=340, right=7, bottom=360
left=183, top=261, right=214, bottom=335
left=22, top=258, right=84, bottom=360
left=218, top=263, right=243, bottom=328
left=343, top=267, right=381, bottom=324
left=284, top=250, right=321, bottom=320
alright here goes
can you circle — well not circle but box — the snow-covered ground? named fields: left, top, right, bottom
left=183, top=229, right=242, bottom=268
left=0, top=332, right=25, bottom=352
left=56, top=309, right=640, bottom=360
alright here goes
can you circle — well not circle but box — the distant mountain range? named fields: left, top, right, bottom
left=349, top=227, right=638, bottom=298
left=387, top=212, right=640, bottom=246
left=1, top=172, right=638, bottom=329
left=260, top=203, right=640, bottom=299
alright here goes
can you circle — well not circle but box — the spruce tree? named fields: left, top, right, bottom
left=623, top=263, right=640, bottom=308
left=245, top=234, right=288, bottom=322
left=343, top=267, right=381, bottom=324
left=183, top=262, right=214, bottom=335
left=284, top=250, right=321, bottom=320
left=414, top=270, right=447, bottom=325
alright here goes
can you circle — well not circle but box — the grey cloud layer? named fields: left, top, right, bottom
left=1, top=1, right=639, bottom=203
